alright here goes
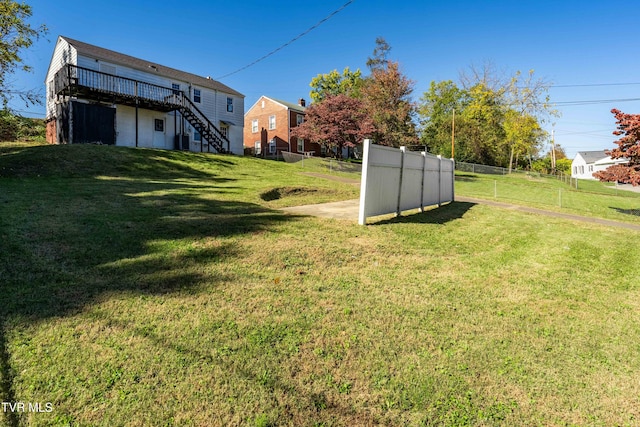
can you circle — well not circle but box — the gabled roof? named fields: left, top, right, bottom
left=576, top=150, right=608, bottom=164
left=60, top=36, right=243, bottom=97
left=245, top=95, right=306, bottom=115
left=271, top=98, right=306, bottom=113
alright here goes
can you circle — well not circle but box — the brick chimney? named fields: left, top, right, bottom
left=298, top=98, right=306, bottom=107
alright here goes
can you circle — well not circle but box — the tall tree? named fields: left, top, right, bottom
left=366, top=36, right=391, bottom=71
left=593, top=109, right=640, bottom=185
left=290, top=94, right=375, bottom=158
left=458, top=83, right=506, bottom=165
left=0, top=0, right=47, bottom=107
left=419, top=80, right=468, bottom=156
left=502, top=70, right=556, bottom=170
left=309, top=67, right=363, bottom=103
left=503, top=109, right=546, bottom=172
left=419, top=66, right=556, bottom=167
left=361, top=60, right=418, bottom=147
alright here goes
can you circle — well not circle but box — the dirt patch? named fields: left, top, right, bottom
left=260, top=186, right=333, bottom=201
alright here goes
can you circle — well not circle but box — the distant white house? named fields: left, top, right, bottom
left=45, top=36, right=244, bottom=154
left=571, top=150, right=628, bottom=180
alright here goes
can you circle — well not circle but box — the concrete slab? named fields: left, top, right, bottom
left=281, top=199, right=360, bottom=220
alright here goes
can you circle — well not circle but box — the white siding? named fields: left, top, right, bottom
left=116, top=106, right=178, bottom=149
left=45, top=37, right=77, bottom=119
left=46, top=37, right=244, bottom=153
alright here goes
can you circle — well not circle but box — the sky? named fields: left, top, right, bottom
left=8, top=0, right=640, bottom=159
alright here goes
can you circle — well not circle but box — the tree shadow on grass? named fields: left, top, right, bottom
left=0, top=175, right=302, bottom=424
left=372, top=201, right=477, bottom=226
left=611, top=207, right=640, bottom=217
left=0, top=177, right=299, bottom=320
left=0, top=144, right=236, bottom=179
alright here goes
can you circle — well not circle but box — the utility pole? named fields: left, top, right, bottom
left=551, top=128, right=556, bottom=171
left=451, top=108, right=455, bottom=159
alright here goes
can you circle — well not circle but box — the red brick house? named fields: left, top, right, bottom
left=243, top=96, right=323, bottom=158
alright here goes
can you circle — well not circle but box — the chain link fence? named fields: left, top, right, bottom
left=281, top=152, right=362, bottom=174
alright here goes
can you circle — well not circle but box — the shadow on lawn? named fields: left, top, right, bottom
left=0, top=172, right=301, bottom=423
left=611, top=207, right=640, bottom=217
left=373, top=201, right=476, bottom=226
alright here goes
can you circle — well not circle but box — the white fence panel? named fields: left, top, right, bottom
left=360, top=144, right=403, bottom=218
left=440, top=158, right=455, bottom=202
left=399, top=148, right=425, bottom=212
left=423, top=154, right=442, bottom=207
left=358, top=140, right=455, bottom=225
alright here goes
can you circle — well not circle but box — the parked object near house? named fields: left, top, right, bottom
left=571, top=151, right=628, bottom=180
left=45, top=36, right=244, bottom=154
left=244, top=96, right=320, bottom=158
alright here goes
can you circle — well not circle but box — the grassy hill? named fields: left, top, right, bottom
left=1, top=143, right=640, bottom=426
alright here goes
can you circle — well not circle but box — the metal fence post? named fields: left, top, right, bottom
left=559, top=188, right=562, bottom=208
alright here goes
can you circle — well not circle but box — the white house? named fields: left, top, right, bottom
left=571, top=150, right=628, bottom=180
left=45, top=36, right=244, bottom=154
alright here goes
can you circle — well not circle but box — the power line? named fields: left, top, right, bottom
left=215, top=1, right=354, bottom=80
left=551, top=97, right=640, bottom=106
left=551, top=82, right=640, bottom=88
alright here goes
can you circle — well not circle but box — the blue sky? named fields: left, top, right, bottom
left=10, top=0, right=640, bottom=158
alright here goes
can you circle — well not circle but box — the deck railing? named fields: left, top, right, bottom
left=54, top=64, right=181, bottom=107
left=53, top=64, right=230, bottom=152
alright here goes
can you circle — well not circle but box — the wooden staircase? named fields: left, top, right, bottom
left=179, top=95, right=229, bottom=154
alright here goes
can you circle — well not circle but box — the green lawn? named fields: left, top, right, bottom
left=455, top=171, right=640, bottom=224
left=1, top=143, right=639, bottom=426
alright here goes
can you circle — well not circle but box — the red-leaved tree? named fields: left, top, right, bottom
left=594, top=109, right=640, bottom=185
left=361, top=61, right=419, bottom=147
left=291, top=94, right=375, bottom=158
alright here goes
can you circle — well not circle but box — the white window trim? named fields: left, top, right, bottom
left=251, top=119, right=259, bottom=133
left=220, top=123, right=229, bottom=139
left=268, top=115, right=276, bottom=130
left=255, top=141, right=261, bottom=155
left=297, top=138, right=304, bottom=153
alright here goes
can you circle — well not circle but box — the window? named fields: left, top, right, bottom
left=297, top=138, right=304, bottom=153
left=48, top=80, right=54, bottom=99
left=321, top=144, right=327, bottom=155
left=268, top=115, right=276, bottom=130
left=296, top=114, right=304, bottom=126
left=193, top=88, right=201, bottom=103
left=154, top=119, right=164, bottom=132
left=255, top=141, right=261, bottom=155
left=588, top=165, right=593, bottom=172
left=269, top=140, right=276, bottom=154
left=251, top=119, right=258, bottom=133
left=227, top=97, right=233, bottom=113
left=172, top=83, right=180, bottom=95
left=220, top=123, right=229, bottom=139
left=194, top=130, right=201, bottom=142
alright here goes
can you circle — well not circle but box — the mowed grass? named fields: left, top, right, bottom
left=1, top=143, right=640, bottom=426
left=455, top=171, right=640, bottom=223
